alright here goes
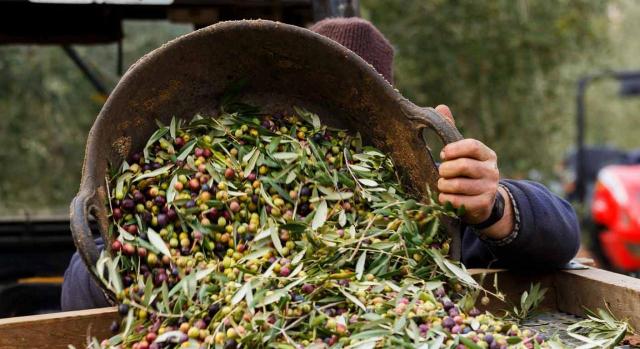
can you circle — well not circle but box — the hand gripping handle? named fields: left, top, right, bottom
left=404, top=104, right=464, bottom=260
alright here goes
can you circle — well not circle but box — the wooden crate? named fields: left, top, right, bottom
left=0, top=267, right=639, bottom=349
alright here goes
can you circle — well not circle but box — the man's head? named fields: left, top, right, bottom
left=310, top=17, right=394, bottom=84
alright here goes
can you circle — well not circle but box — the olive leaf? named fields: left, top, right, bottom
left=311, top=199, right=328, bottom=230
left=325, top=192, right=354, bottom=201
left=143, top=127, right=169, bottom=161
left=166, top=174, right=178, bottom=203
left=339, top=288, right=367, bottom=312
left=355, top=251, right=367, bottom=281
left=232, top=281, right=252, bottom=306
left=147, top=227, right=171, bottom=257
left=339, top=210, right=347, bottom=227
left=169, top=117, right=177, bottom=140
left=133, top=164, right=173, bottom=182
left=244, top=148, right=260, bottom=177
left=272, top=152, right=299, bottom=161
left=358, top=178, right=379, bottom=187
left=176, top=139, right=197, bottom=161
left=142, top=275, right=154, bottom=307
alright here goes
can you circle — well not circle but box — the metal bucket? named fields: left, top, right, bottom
left=70, top=20, right=463, bottom=297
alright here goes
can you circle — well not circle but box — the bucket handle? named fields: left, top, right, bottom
left=70, top=188, right=109, bottom=294
left=402, top=102, right=464, bottom=260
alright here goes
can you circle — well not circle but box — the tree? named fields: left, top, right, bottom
left=362, top=0, right=609, bottom=178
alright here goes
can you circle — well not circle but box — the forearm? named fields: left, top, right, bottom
left=483, top=180, right=580, bottom=268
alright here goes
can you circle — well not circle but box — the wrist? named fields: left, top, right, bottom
left=476, top=187, right=514, bottom=240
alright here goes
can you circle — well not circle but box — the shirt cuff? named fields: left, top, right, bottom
left=473, top=184, right=521, bottom=247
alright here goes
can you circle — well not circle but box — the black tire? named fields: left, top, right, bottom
left=586, top=219, right=617, bottom=271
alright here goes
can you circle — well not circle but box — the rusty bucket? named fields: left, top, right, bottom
left=70, top=20, right=463, bottom=298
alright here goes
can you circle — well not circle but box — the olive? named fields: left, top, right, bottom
left=112, top=208, right=123, bottom=220
left=154, top=196, right=166, bottom=207
left=189, top=178, right=200, bottom=191
left=118, top=303, right=129, bottom=316
left=166, top=208, right=177, bottom=221
left=110, top=320, right=120, bottom=333
left=443, top=300, right=454, bottom=311
left=122, top=198, right=135, bottom=211
left=312, top=133, right=323, bottom=143
left=208, top=303, right=220, bottom=316
left=133, top=191, right=145, bottom=203
left=156, top=213, right=168, bottom=227
left=154, top=272, right=167, bottom=286
left=224, top=339, right=238, bottom=349
left=123, top=243, right=136, bottom=256
left=111, top=240, right=122, bottom=252
left=131, top=153, right=142, bottom=163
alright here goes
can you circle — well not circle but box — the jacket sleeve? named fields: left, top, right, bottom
left=461, top=179, right=580, bottom=269
left=61, top=239, right=111, bottom=311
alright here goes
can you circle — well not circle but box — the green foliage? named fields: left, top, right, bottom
left=567, top=307, right=631, bottom=348
left=0, top=21, right=190, bottom=214
left=507, top=282, right=548, bottom=323
left=362, top=0, right=610, bottom=178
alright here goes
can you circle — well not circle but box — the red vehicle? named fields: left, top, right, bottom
left=564, top=71, right=640, bottom=273
left=591, top=165, right=640, bottom=270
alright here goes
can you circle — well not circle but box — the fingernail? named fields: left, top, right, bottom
left=440, top=151, right=445, bottom=160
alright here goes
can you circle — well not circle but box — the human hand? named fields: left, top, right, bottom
left=435, top=105, right=514, bottom=238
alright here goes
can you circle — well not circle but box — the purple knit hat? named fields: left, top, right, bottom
left=310, top=17, right=394, bottom=83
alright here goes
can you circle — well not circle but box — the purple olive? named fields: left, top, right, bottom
left=451, top=325, right=460, bottom=334
left=110, top=320, right=120, bottom=333
left=118, top=303, right=129, bottom=315
left=133, top=191, right=145, bottom=203
left=121, top=198, right=135, bottom=211
left=157, top=213, right=168, bottom=227
left=131, top=153, right=142, bottom=163
left=208, top=303, right=220, bottom=316
left=166, top=208, right=177, bottom=221
left=442, top=317, right=455, bottom=328
left=443, top=300, right=454, bottom=311
left=112, top=208, right=123, bottom=220
left=154, top=196, right=166, bottom=207
left=154, top=272, right=168, bottom=286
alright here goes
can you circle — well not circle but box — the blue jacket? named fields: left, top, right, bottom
left=61, top=179, right=580, bottom=310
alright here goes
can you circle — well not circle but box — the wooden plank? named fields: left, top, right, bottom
left=0, top=307, right=117, bottom=349
left=554, top=268, right=640, bottom=330
left=469, top=269, right=557, bottom=313
left=470, top=268, right=640, bottom=330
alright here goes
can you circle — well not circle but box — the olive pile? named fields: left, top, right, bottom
left=96, top=105, right=552, bottom=349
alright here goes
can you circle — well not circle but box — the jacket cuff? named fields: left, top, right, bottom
left=474, top=183, right=521, bottom=246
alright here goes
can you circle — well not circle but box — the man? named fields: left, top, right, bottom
left=61, top=17, right=580, bottom=310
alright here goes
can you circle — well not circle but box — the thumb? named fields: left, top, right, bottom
left=435, top=104, right=455, bottom=125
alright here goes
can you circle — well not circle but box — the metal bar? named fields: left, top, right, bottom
left=575, top=76, right=589, bottom=203
left=61, top=45, right=109, bottom=96
left=117, top=39, right=123, bottom=76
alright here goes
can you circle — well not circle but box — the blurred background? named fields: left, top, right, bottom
left=1, top=0, right=639, bottom=316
